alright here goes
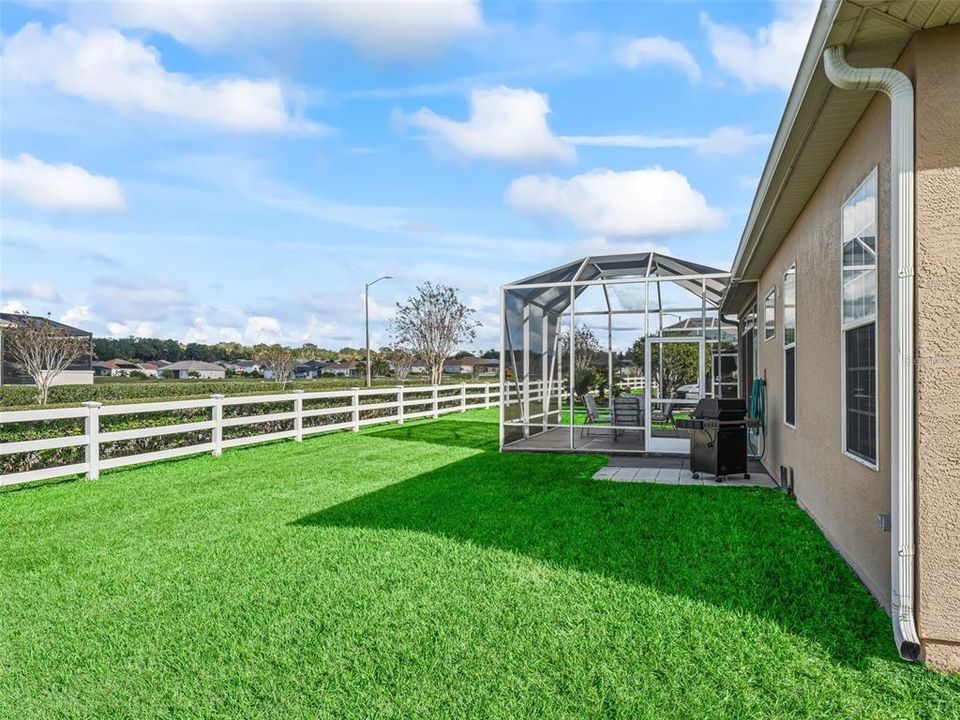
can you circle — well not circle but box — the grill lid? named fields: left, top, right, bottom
left=692, top=398, right=747, bottom=420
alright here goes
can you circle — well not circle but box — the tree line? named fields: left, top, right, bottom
left=92, top=337, right=500, bottom=364
left=91, top=337, right=369, bottom=363
left=7, top=283, right=491, bottom=403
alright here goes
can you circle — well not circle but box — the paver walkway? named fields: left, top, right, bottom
left=593, top=456, right=778, bottom=488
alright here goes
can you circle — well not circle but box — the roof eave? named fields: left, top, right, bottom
left=721, top=0, right=844, bottom=314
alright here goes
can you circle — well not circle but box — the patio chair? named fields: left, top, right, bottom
left=612, top=395, right=643, bottom=442
left=651, top=395, right=679, bottom=435
left=582, top=393, right=612, bottom=437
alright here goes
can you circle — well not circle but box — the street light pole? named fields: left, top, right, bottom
left=365, top=275, right=392, bottom=388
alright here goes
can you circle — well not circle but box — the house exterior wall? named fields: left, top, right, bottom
left=49, top=370, right=95, bottom=386
left=745, top=81, right=894, bottom=609
left=910, top=24, right=960, bottom=672
left=172, top=369, right=225, bottom=379
left=741, top=26, right=960, bottom=670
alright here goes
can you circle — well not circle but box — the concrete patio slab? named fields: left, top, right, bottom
left=636, top=467, right=659, bottom=481
left=592, top=456, right=778, bottom=489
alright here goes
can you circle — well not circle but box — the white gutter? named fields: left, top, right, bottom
left=823, top=45, right=921, bottom=662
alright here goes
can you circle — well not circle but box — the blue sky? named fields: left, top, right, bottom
left=0, top=0, right=817, bottom=351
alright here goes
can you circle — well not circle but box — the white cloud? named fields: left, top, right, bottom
left=300, top=316, right=355, bottom=347
left=400, top=86, right=576, bottom=163
left=106, top=320, right=156, bottom=337
left=696, top=126, right=772, bottom=156
left=1, top=279, right=63, bottom=304
left=243, top=316, right=284, bottom=345
left=183, top=317, right=244, bottom=344
left=66, top=0, right=484, bottom=59
left=182, top=311, right=360, bottom=347
left=60, top=305, right=95, bottom=326
left=1, top=300, right=29, bottom=314
left=505, top=168, right=723, bottom=237
left=362, top=293, right=396, bottom=323
left=1, top=24, right=313, bottom=133
left=561, top=134, right=702, bottom=150
left=1, top=153, right=125, bottom=211
left=701, top=1, right=818, bottom=91
left=616, top=36, right=701, bottom=82
left=91, top=275, right=191, bottom=325
left=560, top=125, right=770, bottom=155
left=572, top=237, right=671, bottom=257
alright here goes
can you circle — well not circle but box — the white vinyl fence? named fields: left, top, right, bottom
left=0, top=382, right=525, bottom=489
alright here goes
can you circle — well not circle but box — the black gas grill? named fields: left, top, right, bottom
left=676, top=399, right=758, bottom=482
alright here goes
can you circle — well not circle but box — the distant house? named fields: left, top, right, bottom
left=161, top=360, right=226, bottom=379
left=443, top=356, right=499, bottom=376
left=222, top=359, right=261, bottom=375
left=139, top=360, right=171, bottom=377
left=293, top=360, right=327, bottom=379
left=323, top=361, right=359, bottom=378
left=93, top=358, right=144, bottom=377
left=660, top=317, right=732, bottom=340
left=0, top=313, right=93, bottom=386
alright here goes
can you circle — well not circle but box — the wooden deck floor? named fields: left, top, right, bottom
left=503, top=426, right=650, bottom=454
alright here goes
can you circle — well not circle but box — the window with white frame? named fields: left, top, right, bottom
left=841, top=170, right=878, bottom=465
left=764, top=288, right=776, bottom=341
left=784, top=264, right=796, bottom=427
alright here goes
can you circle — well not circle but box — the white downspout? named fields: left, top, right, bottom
left=823, top=46, right=921, bottom=661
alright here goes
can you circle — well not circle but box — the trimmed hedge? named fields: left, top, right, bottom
left=0, top=382, right=495, bottom=478
left=0, top=377, right=495, bottom=409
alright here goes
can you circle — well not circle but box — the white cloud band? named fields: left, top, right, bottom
left=1, top=153, right=125, bottom=211
left=506, top=168, right=723, bottom=237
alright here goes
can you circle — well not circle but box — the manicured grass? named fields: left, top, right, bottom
left=1, top=409, right=957, bottom=718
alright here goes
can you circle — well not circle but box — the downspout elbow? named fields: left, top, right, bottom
left=823, top=46, right=913, bottom=100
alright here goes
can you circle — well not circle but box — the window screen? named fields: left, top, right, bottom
left=845, top=322, right=876, bottom=463
left=841, top=171, right=878, bottom=465
left=783, top=266, right=796, bottom=346
left=842, top=171, right=877, bottom=329
left=783, top=265, right=796, bottom=426
left=785, top=346, right=796, bottom=427
left=764, top=288, right=776, bottom=341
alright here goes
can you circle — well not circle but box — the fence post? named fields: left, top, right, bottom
left=432, top=386, right=439, bottom=419
left=460, top=382, right=467, bottom=412
left=292, top=390, right=304, bottom=442
left=484, top=383, right=490, bottom=408
left=351, top=387, right=361, bottom=431
left=210, top=394, right=224, bottom=456
left=396, top=385, right=405, bottom=424
left=81, top=401, right=101, bottom=480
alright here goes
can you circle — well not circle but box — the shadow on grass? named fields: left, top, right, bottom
left=295, top=419, right=895, bottom=668
left=365, top=419, right=499, bottom=451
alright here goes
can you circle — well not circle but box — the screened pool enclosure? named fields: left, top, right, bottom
left=499, top=252, right=738, bottom=455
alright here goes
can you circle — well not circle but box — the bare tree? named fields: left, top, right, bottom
left=558, top=324, right=601, bottom=372
left=254, top=345, right=298, bottom=388
left=381, top=344, right=415, bottom=382
left=3, top=314, right=89, bottom=405
left=392, top=283, right=479, bottom=386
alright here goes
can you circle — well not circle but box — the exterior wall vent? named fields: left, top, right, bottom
left=779, top=465, right=795, bottom=495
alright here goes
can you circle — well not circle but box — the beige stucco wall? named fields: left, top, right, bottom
left=745, top=83, right=894, bottom=609
left=911, top=24, right=960, bottom=672
left=741, top=25, right=960, bottom=670
left=49, top=370, right=94, bottom=386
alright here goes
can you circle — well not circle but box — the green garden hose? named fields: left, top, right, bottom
left=749, top=377, right=766, bottom=460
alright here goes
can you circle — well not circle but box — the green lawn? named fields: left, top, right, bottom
left=1, top=409, right=958, bottom=719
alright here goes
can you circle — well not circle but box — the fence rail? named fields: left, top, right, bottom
left=0, top=382, right=532, bottom=488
